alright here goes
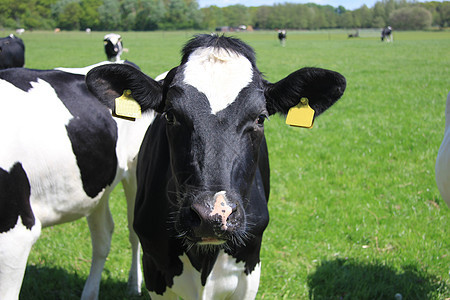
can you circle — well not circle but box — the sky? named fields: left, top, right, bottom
left=197, top=0, right=440, bottom=10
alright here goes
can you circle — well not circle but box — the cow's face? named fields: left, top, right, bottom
left=86, top=34, right=346, bottom=249
left=161, top=47, right=268, bottom=246
left=104, top=33, right=123, bottom=61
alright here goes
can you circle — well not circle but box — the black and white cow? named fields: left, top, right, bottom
left=102, top=33, right=139, bottom=70
left=0, top=34, right=25, bottom=69
left=104, top=33, right=124, bottom=62
left=86, top=34, right=346, bottom=299
left=278, top=30, right=286, bottom=46
left=0, top=66, right=153, bottom=299
left=381, top=26, right=393, bottom=42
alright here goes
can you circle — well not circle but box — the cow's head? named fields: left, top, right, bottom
left=86, top=34, right=346, bottom=250
left=104, top=33, right=123, bottom=62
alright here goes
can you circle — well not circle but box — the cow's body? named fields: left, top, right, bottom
left=86, top=34, right=346, bottom=299
left=0, top=66, right=152, bottom=299
left=381, top=26, right=393, bottom=42
left=0, top=34, right=25, bottom=69
left=435, top=92, right=450, bottom=208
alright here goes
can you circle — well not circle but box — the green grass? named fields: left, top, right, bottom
left=16, top=30, right=450, bottom=299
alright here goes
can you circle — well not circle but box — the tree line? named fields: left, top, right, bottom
left=0, top=0, right=449, bottom=31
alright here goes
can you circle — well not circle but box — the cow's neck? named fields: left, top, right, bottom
left=186, top=247, right=220, bottom=286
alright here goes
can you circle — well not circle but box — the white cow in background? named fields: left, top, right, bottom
left=436, top=91, right=450, bottom=208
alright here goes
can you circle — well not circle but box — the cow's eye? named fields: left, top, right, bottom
left=256, top=114, right=268, bottom=127
left=164, top=111, right=178, bottom=126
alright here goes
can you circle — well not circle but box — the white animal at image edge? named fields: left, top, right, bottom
left=435, top=91, right=450, bottom=208
left=0, top=61, right=154, bottom=300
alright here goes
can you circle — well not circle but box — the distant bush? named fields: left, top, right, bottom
left=389, top=7, right=432, bottom=30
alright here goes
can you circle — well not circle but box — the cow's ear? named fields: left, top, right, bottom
left=264, top=67, right=346, bottom=116
left=86, top=64, right=164, bottom=112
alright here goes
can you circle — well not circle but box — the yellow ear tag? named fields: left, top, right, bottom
left=285, top=97, right=315, bottom=128
left=114, top=89, right=141, bottom=121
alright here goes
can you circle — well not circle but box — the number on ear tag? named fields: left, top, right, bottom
left=114, top=89, right=141, bottom=121
left=285, top=97, right=315, bottom=128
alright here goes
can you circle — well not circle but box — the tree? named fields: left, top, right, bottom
left=335, top=5, right=346, bottom=15
left=436, top=1, right=450, bottom=28
left=201, top=5, right=226, bottom=29
left=441, top=2, right=450, bottom=28
left=353, top=5, right=372, bottom=28
left=338, top=11, right=354, bottom=28
left=372, top=2, right=388, bottom=26
left=389, top=6, right=432, bottom=29
left=160, top=0, right=202, bottom=30
left=222, top=4, right=250, bottom=28
left=134, top=0, right=166, bottom=30
left=97, top=0, right=121, bottom=30
left=80, top=0, right=101, bottom=29
left=58, top=1, right=83, bottom=29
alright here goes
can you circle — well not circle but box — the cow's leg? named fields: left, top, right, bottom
left=81, top=193, right=114, bottom=300
left=0, top=218, right=41, bottom=300
left=122, top=177, right=142, bottom=296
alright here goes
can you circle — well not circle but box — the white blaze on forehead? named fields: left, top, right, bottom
left=210, top=191, right=233, bottom=231
left=104, top=33, right=121, bottom=45
left=183, top=47, right=253, bottom=114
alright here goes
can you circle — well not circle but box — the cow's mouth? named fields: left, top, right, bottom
left=198, top=237, right=226, bottom=245
left=185, top=235, right=227, bottom=245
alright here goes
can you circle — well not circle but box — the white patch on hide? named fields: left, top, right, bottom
left=0, top=78, right=96, bottom=226
left=183, top=47, right=253, bottom=115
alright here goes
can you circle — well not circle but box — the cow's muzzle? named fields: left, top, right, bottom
left=179, top=191, right=245, bottom=246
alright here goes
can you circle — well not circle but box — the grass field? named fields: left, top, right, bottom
left=14, top=29, right=450, bottom=299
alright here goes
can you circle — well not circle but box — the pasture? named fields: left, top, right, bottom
left=12, top=29, right=450, bottom=299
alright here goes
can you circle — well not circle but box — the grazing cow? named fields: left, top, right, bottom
left=86, top=34, right=346, bottom=299
left=381, top=26, right=393, bottom=42
left=0, top=34, right=25, bottom=69
left=0, top=65, right=153, bottom=299
left=348, top=30, right=359, bottom=38
left=278, top=30, right=286, bottom=46
left=435, top=91, right=450, bottom=208
left=104, top=33, right=124, bottom=62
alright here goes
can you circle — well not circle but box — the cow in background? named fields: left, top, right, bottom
left=381, top=26, right=393, bottom=42
left=348, top=30, right=359, bottom=38
left=435, top=91, right=450, bottom=208
left=0, top=34, right=25, bottom=69
left=104, top=33, right=124, bottom=62
left=86, top=34, right=346, bottom=299
left=56, top=33, right=137, bottom=75
left=278, top=29, right=286, bottom=46
left=0, top=63, right=152, bottom=299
